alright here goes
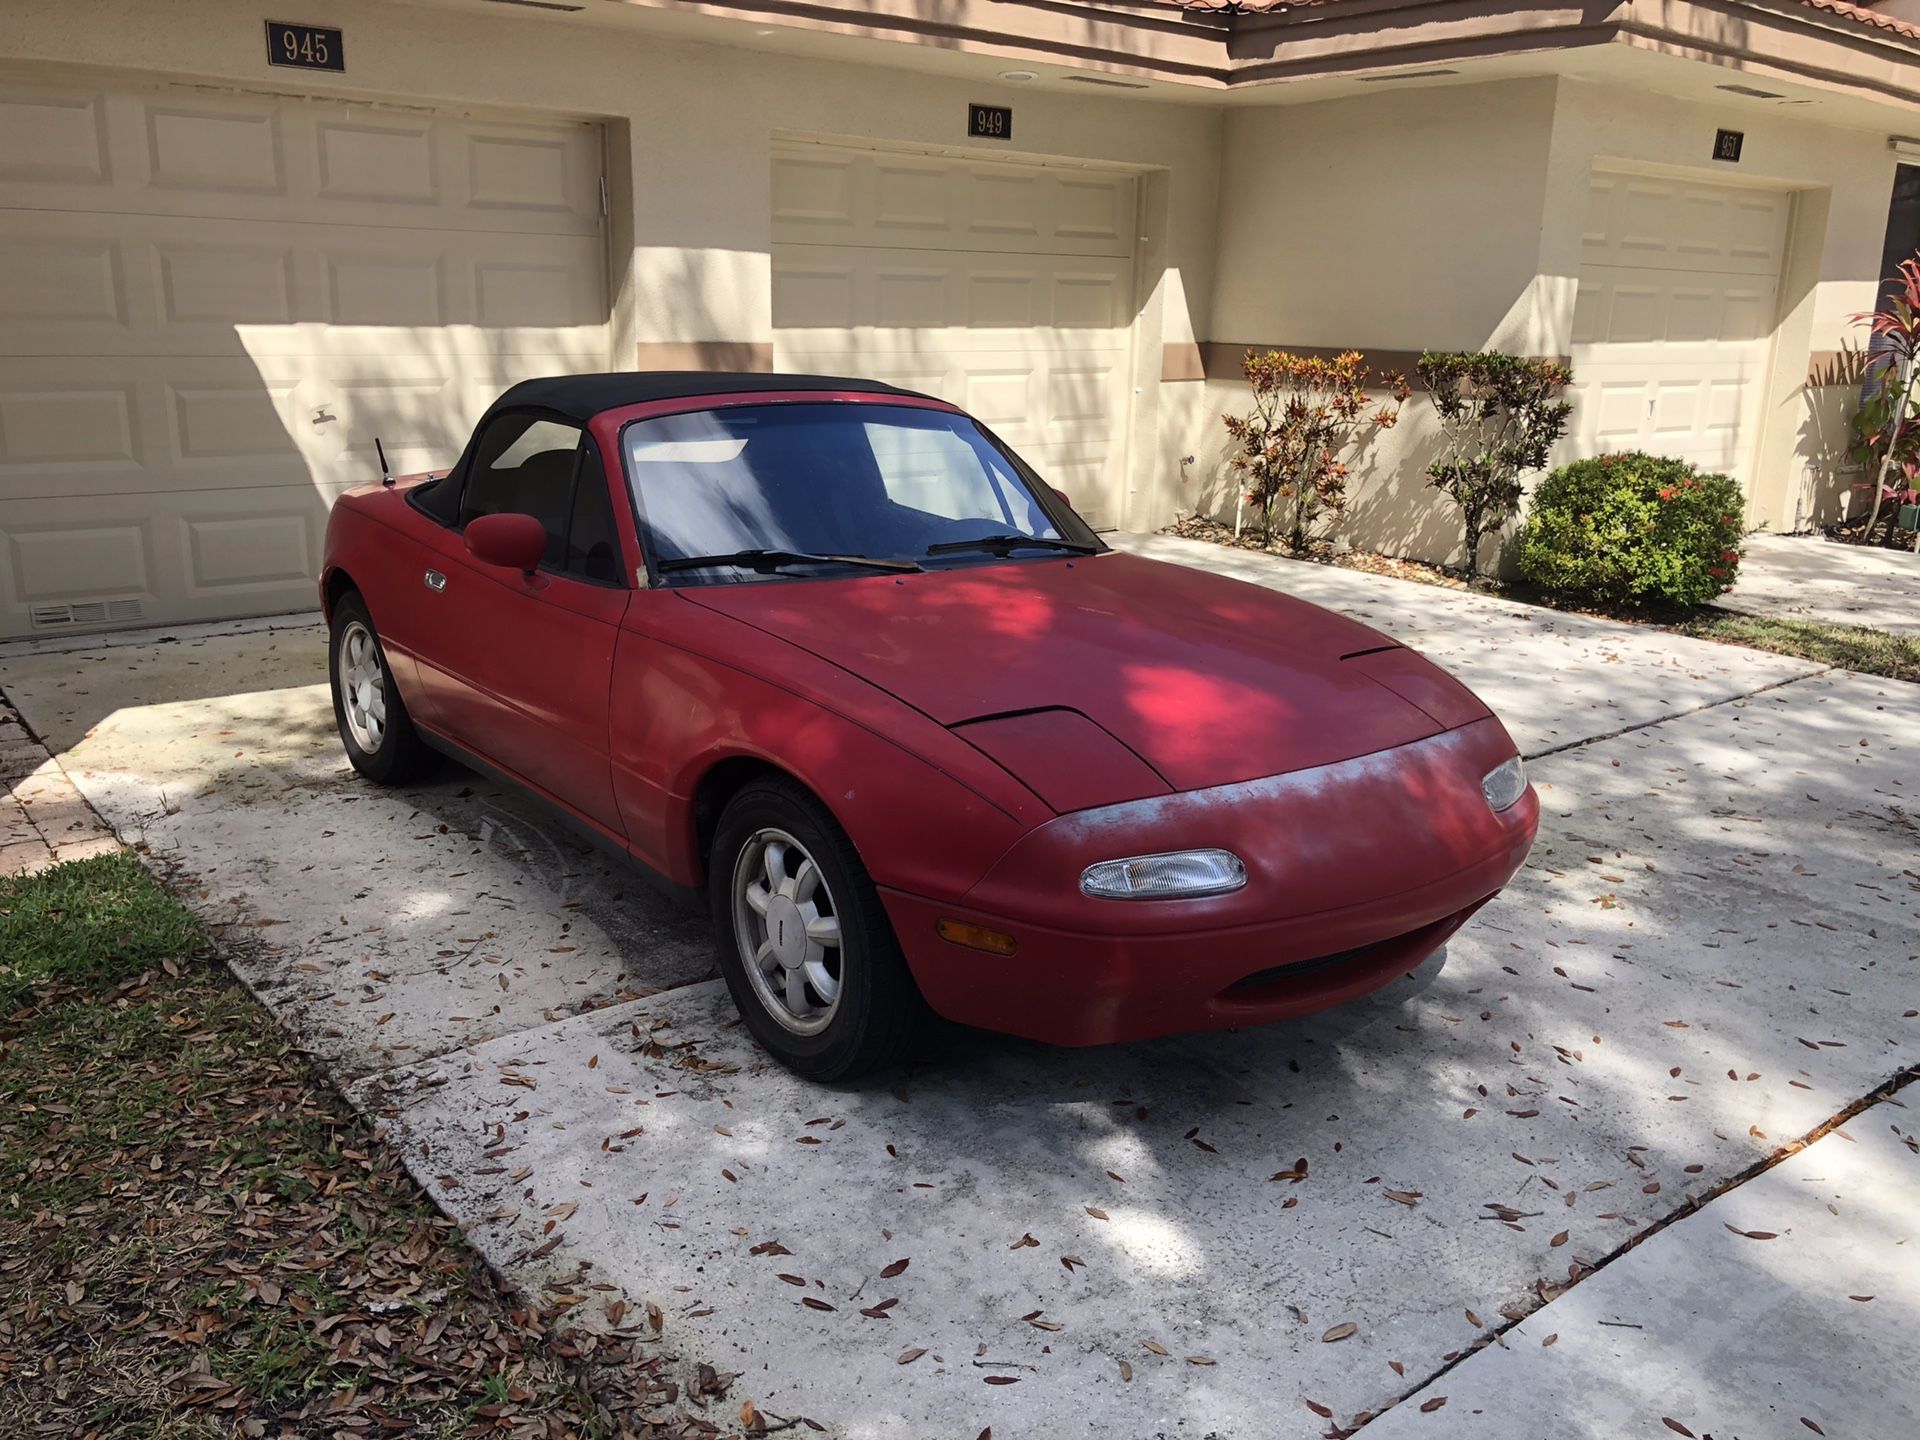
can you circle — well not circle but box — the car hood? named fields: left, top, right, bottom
left=679, top=552, right=1488, bottom=794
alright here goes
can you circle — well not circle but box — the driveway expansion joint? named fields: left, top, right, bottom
left=1520, top=664, right=1836, bottom=763
left=1347, top=1063, right=1920, bottom=1436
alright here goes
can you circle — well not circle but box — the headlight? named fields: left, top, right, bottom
left=1080, top=849, right=1247, bottom=900
left=1482, top=756, right=1527, bottom=812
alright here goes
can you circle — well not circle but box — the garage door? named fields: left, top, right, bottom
left=770, top=142, right=1137, bottom=528
left=0, top=76, right=606, bottom=638
left=1569, top=170, right=1789, bottom=483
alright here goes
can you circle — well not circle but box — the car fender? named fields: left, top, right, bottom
left=611, top=596, right=1049, bottom=897
left=320, top=490, right=439, bottom=717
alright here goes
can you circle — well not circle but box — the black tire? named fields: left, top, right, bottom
left=708, top=778, right=922, bottom=1081
left=329, top=591, right=434, bottom=785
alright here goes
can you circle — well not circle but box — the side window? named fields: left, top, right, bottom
left=461, top=415, right=582, bottom=563
left=452, top=414, right=626, bottom=586
left=412, top=472, right=462, bottom=526
left=563, top=442, right=622, bottom=584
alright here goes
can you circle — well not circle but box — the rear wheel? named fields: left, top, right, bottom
left=329, top=592, right=433, bottom=784
left=709, top=778, right=921, bottom=1080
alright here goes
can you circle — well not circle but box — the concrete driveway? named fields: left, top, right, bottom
left=1, top=539, right=1913, bottom=1440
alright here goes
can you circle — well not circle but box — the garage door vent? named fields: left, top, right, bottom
left=29, top=598, right=145, bottom=630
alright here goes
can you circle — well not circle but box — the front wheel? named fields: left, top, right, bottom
left=329, top=592, right=433, bottom=785
left=709, top=778, right=922, bottom=1080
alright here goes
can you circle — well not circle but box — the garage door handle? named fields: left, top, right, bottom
left=424, top=570, right=446, bottom=593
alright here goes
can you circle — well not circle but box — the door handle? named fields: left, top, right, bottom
left=424, top=570, right=446, bottom=593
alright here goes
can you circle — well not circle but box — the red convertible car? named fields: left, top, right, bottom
left=321, top=373, right=1537, bottom=1078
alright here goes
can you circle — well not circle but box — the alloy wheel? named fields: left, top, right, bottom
left=731, top=827, right=844, bottom=1035
left=337, top=620, right=387, bottom=755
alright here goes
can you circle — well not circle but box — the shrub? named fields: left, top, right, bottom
left=1222, top=349, right=1407, bottom=553
left=1416, top=351, right=1574, bottom=579
left=1848, top=254, right=1920, bottom=546
left=1515, top=453, right=1746, bottom=608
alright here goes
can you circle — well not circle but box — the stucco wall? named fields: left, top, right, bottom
left=1175, top=74, right=1899, bottom=565
left=1185, top=80, right=1562, bottom=565
left=0, top=0, right=1224, bottom=524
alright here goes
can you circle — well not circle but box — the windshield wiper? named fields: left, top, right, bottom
left=924, top=533, right=1100, bottom=558
left=656, top=548, right=922, bottom=576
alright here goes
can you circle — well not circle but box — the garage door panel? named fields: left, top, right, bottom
left=966, top=271, right=1040, bottom=327
left=147, top=103, right=286, bottom=196
left=167, top=380, right=300, bottom=466
left=0, top=233, right=127, bottom=329
left=1569, top=171, right=1785, bottom=488
left=0, top=81, right=602, bottom=236
left=314, top=115, right=437, bottom=205
left=325, top=252, right=446, bottom=327
left=7, top=519, right=152, bottom=607
left=773, top=144, right=1135, bottom=259
left=0, top=76, right=606, bottom=637
left=0, top=84, right=110, bottom=185
left=1582, top=171, right=1789, bottom=276
left=1572, top=268, right=1774, bottom=347
left=775, top=247, right=1131, bottom=335
left=158, top=241, right=297, bottom=325
left=0, top=385, right=138, bottom=470
left=181, top=510, right=317, bottom=596
left=1, top=480, right=354, bottom=626
left=0, top=210, right=607, bottom=358
left=774, top=143, right=1135, bottom=531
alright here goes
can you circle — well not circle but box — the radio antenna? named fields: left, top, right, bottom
left=375, top=436, right=394, bottom=486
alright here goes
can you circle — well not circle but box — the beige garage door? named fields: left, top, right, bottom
left=0, top=76, right=607, bottom=639
left=770, top=141, right=1138, bottom=528
left=1569, top=170, right=1789, bottom=484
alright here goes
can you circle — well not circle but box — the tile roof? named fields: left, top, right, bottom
left=1801, top=0, right=1920, bottom=44
left=1157, top=0, right=1920, bottom=44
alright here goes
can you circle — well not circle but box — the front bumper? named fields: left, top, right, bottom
left=883, top=718, right=1538, bottom=1046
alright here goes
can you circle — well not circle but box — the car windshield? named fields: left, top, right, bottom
left=621, top=403, right=1101, bottom=582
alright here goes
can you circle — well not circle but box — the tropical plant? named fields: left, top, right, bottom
left=1221, top=349, right=1408, bottom=554
left=1848, top=254, right=1920, bottom=548
left=1515, top=453, right=1746, bottom=608
left=1416, top=351, right=1574, bottom=580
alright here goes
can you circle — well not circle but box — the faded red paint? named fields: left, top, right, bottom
left=322, top=387, right=1539, bottom=1048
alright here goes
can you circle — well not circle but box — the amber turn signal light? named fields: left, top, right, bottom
left=935, top=919, right=1018, bottom=957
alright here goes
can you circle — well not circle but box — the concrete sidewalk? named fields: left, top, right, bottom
left=0, top=543, right=1913, bottom=1438
left=1, top=699, right=119, bottom=875
left=1718, top=533, right=1920, bottom=634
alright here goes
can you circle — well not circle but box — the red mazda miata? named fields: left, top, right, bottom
left=320, top=373, right=1538, bottom=1078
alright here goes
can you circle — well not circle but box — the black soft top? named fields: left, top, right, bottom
left=487, top=371, right=929, bottom=424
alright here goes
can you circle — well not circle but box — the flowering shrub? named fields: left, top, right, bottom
left=1515, top=453, right=1746, bottom=608
left=1848, top=254, right=1920, bottom=546
left=1222, top=349, right=1408, bottom=553
left=1417, top=351, right=1574, bottom=580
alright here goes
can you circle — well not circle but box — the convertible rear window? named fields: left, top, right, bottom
left=622, top=403, right=1097, bottom=582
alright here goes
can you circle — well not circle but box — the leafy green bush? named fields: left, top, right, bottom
left=1515, top=453, right=1746, bottom=608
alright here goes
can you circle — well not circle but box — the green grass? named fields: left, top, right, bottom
left=0, top=854, right=687, bottom=1437
left=0, top=848, right=203, bottom=1011
left=1666, top=610, right=1920, bottom=684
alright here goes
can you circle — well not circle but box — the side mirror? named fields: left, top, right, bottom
left=466, top=512, right=547, bottom=574
left=1052, top=486, right=1073, bottom=507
